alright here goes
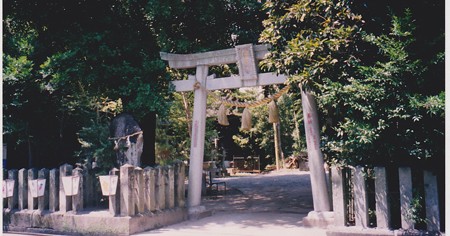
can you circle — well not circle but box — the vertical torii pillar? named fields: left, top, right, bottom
left=187, top=65, right=208, bottom=211
left=301, top=89, right=333, bottom=228
left=161, top=44, right=287, bottom=215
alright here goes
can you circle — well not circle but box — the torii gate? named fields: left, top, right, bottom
left=160, top=44, right=331, bottom=217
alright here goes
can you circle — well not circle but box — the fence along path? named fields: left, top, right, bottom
left=2, top=161, right=186, bottom=217
left=331, top=165, right=442, bottom=232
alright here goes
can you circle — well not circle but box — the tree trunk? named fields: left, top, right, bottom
left=273, top=122, right=283, bottom=170
left=140, top=112, right=156, bottom=167
left=181, top=92, right=192, bottom=138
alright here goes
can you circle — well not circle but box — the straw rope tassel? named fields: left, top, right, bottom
left=268, top=100, right=280, bottom=123
left=241, top=107, right=252, bottom=131
left=217, top=103, right=229, bottom=126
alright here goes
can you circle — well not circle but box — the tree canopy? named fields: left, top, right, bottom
left=3, top=0, right=444, bottom=170
left=259, top=0, right=444, bottom=166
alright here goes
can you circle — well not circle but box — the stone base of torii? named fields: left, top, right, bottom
left=160, top=44, right=333, bottom=225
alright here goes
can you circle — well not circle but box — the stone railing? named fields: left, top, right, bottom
left=2, top=162, right=186, bottom=216
left=330, top=165, right=442, bottom=233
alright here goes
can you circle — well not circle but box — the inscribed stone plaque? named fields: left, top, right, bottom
left=236, top=44, right=258, bottom=81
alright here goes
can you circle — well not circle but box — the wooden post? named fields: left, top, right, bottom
left=301, top=88, right=331, bottom=212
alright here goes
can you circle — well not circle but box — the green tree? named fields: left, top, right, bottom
left=3, top=0, right=172, bottom=169
left=259, top=0, right=444, bottom=165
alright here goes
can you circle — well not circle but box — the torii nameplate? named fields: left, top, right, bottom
left=160, top=44, right=287, bottom=92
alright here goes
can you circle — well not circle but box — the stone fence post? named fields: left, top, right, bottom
left=399, top=167, right=414, bottom=230
left=424, top=170, right=440, bottom=232
left=134, top=167, right=144, bottom=214
left=155, top=167, right=166, bottom=211
left=18, top=168, right=28, bottom=210
left=7, top=169, right=18, bottom=209
left=166, top=166, right=175, bottom=209
left=109, top=168, right=120, bottom=216
left=72, top=167, right=84, bottom=212
left=28, top=168, right=38, bottom=210
left=144, top=167, right=156, bottom=212
left=49, top=168, right=59, bottom=212
left=374, top=167, right=390, bottom=229
left=120, top=164, right=135, bottom=216
left=174, top=162, right=186, bottom=208
left=353, top=166, right=369, bottom=228
left=59, top=164, right=73, bottom=213
left=38, top=168, right=49, bottom=211
left=331, top=166, right=346, bottom=226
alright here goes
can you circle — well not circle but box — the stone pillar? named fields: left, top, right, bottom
left=28, top=168, right=38, bottom=210
left=8, top=169, right=18, bottom=209
left=154, top=167, right=161, bottom=210
left=2, top=169, right=6, bottom=208
left=109, top=168, right=120, bottom=216
left=180, top=162, right=186, bottom=207
left=38, top=168, right=49, bottom=211
left=187, top=65, right=209, bottom=208
left=174, top=162, right=186, bottom=208
left=72, top=167, right=84, bottom=212
left=134, top=167, right=144, bottom=214
left=146, top=167, right=157, bottom=212
left=353, top=166, right=369, bottom=228
left=49, top=168, right=59, bottom=212
left=83, top=167, right=95, bottom=208
left=374, top=167, right=390, bottom=229
left=120, top=164, right=135, bottom=216
left=59, top=164, right=73, bottom=213
left=399, top=167, right=414, bottom=230
left=331, top=166, right=346, bottom=226
left=423, top=170, right=440, bottom=232
left=18, top=168, right=28, bottom=210
left=158, top=167, right=166, bottom=210
left=166, top=166, right=175, bottom=209
left=301, top=88, right=331, bottom=212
